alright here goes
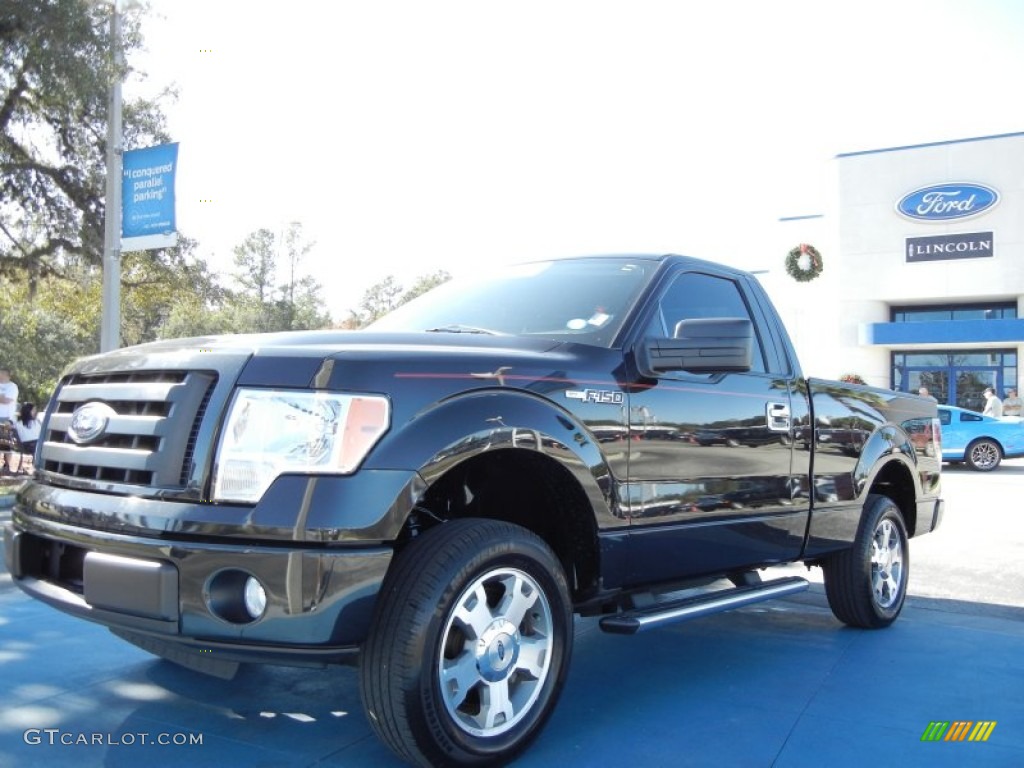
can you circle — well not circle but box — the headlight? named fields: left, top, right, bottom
left=212, top=389, right=390, bottom=503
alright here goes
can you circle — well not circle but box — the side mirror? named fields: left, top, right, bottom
left=637, top=317, right=753, bottom=375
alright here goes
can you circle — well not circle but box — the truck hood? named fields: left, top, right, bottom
left=67, top=330, right=564, bottom=373
left=233, top=331, right=601, bottom=393
left=65, top=330, right=592, bottom=393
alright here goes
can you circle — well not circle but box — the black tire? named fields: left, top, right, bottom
left=822, top=494, right=909, bottom=629
left=359, top=519, right=573, bottom=767
left=965, top=438, right=1002, bottom=471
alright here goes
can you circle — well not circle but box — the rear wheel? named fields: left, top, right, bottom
left=359, top=519, right=573, bottom=767
left=965, top=438, right=1001, bottom=471
left=823, top=494, right=909, bottom=628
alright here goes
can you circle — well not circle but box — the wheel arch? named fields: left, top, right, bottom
left=375, top=390, right=616, bottom=602
left=851, top=424, right=927, bottom=535
left=862, top=456, right=920, bottom=536
left=966, top=435, right=1004, bottom=454
left=413, top=448, right=603, bottom=602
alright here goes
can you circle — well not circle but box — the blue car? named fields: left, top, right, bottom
left=938, top=405, right=1024, bottom=471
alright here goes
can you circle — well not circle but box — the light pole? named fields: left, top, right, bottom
left=100, top=0, right=124, bottom=352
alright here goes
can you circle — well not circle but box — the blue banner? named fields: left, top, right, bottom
left=122, top=143, right=178, bottom=246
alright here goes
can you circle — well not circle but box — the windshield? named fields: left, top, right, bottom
left=368, top=258, right=656, bottom=347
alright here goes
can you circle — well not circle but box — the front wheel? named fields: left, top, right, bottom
left=965, top=438, right=1001, bottom=471
left=359, top=519, right=573, bottom=767
left=823, top=494, right=909, bottom=628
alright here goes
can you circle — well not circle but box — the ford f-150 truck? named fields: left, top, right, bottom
left=4, top=254, right=943, bottom=766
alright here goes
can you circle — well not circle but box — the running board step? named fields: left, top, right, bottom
left=599, top=576, right=809, bottom=635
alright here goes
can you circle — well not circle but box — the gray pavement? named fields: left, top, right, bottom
left=1, top=464, right=1022, bottom=767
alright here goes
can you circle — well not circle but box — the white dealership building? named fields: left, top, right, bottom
left=760, top=131, right=1023, bottom=411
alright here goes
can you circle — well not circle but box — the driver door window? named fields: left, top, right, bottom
left=646, top=271, right=766, bottom=374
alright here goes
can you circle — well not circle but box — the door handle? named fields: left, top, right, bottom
left=766, top=402, right=791, bottom=432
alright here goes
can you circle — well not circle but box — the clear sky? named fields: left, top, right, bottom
left=131, top=0, right=1024, bottom=320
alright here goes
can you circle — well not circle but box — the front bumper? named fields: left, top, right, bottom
left=4, top=505, right=394, bottom=668
left=930, top=496, right=945, bottom=532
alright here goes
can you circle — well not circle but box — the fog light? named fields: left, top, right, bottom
left=243, top=576, right=267, bottom=619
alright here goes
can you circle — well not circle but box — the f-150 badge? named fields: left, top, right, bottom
left=565, top=389, right=624, bottom=404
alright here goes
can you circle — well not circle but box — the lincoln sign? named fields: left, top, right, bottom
left=906, top=232, right=993, bottom=262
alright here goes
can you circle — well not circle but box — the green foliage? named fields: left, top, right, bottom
left=0, top=225, right=334, bottom=401
left=221, top=223, right=331, bottom=334
left=401, top=269, right=452, bottom=304
left=347, top=270, right=452, bottom=328
left=349, top=275, right=403, bottom=327
left=120, top=238, right=223, bottom=346
left=0, top=277, right=93, bottom=404
left=1, top=0, right=172, bottom=279
left=232, top=228, right=277, bottom=306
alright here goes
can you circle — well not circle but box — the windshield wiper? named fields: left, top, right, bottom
left=424, top=324, right=503, bottom=335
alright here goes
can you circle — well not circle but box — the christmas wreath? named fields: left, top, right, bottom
left=785, top=243, right=823, bottom=282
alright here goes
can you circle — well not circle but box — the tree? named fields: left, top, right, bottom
left=346, top=270, right=452, bottom=328
left=400, top=269, right=451, bottom=304
left=0, top=0, right=172, bottom=280
left=221, top=224, right=331, bottom=334
left=275, top=222, right=326, bottom=331
left=120, top=238, right=224, bottom=346
left=349, top=275, right=404, bottom=327
left=0, top=269, right=96, bottom=405
left=0, top=235, right=225, bottom=399
left=231, top=228, right=276, bottom=306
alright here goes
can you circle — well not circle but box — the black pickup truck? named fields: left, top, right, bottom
left=4, top=254, right=943, bottom=767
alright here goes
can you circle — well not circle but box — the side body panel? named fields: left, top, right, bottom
left=801, top=380, right=942, bottom=556
left=615, top=266, right=813, bottom=586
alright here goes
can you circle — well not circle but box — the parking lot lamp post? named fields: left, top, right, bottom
left=100, top=0, right=125, bottom=352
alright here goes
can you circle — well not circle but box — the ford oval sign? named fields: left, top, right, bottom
left=896, top=182, right=999, bottom=222
left=67, top=402, right=117, bottom=445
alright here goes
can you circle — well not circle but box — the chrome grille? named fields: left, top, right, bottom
left=42, top=370, right=218, bottom=489
left=180, top=379, right=216, bottom=486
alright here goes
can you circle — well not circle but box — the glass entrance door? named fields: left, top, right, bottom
left=905, top=369, right=948, bottom=404
left=896, top=364, right=1000, bottom=410
left=955, top=369, right=999, bottom=411
left=893, top=350, right=1015, bottom=412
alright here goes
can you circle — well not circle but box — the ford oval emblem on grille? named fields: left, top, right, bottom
left=68, top=402, right=117, bottom=445
left=896, top=182, right=999, bottom=221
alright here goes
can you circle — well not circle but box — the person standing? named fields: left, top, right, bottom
left=0, top=366, right=19, bottom=474
left=1002, top=388, right=1022, bottom=417
left=918, top=387, right=938, bottom=402
left=982, top=387, right=1003, bottom=418
left=15, top=402, right=41, bottom=474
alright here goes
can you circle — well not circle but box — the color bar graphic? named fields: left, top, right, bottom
left=921, top=721, right=996, bottom=742
left=968, top=722, right=997, bottom=742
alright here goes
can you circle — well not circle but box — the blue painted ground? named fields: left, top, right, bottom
left=1, top=551, right=1021, bottom=768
